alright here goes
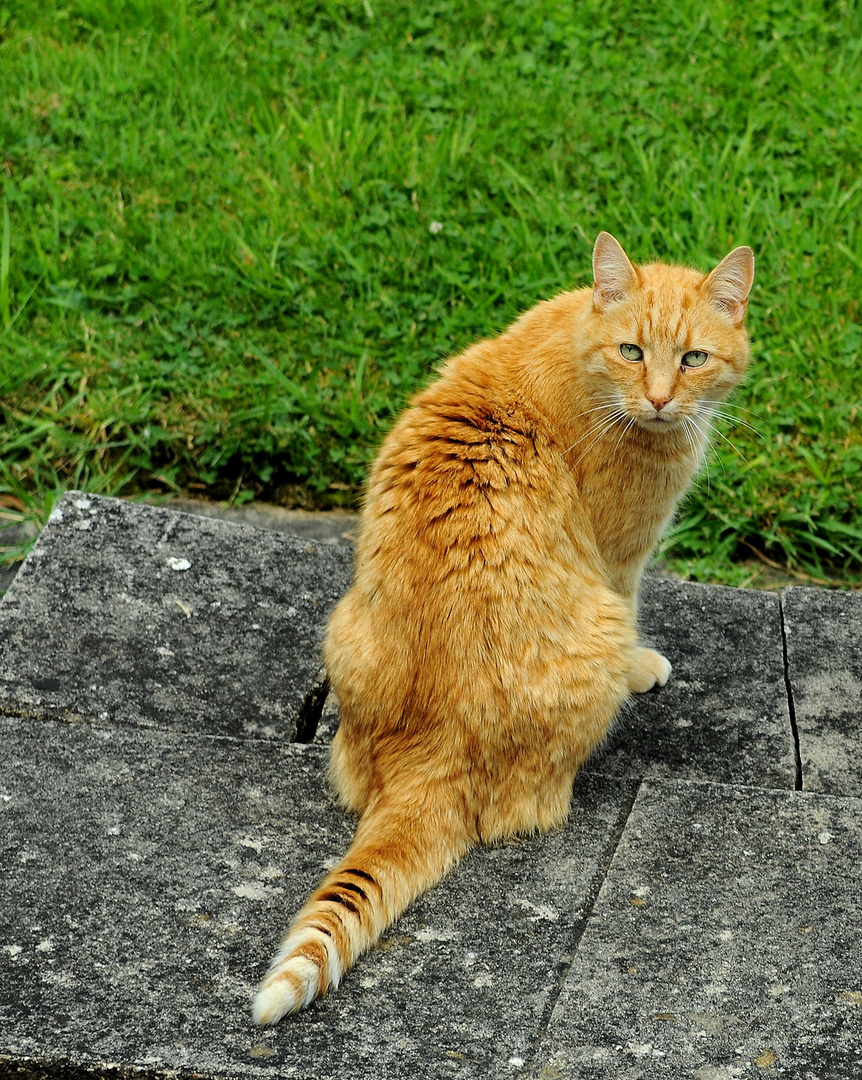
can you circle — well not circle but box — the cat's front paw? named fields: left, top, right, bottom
left=628, top=647, right=672, bottom=693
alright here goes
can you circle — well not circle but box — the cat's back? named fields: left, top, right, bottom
left=356, top=290, right=594, bottom=577
left=357, top=350, right=572, bottom=583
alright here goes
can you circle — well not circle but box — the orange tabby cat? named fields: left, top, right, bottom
left=252, top=232, right=755, bottom=1024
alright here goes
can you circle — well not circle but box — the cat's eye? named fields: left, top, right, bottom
left=682, top=350, right=709, bottom=368
left=619, top=343, right=643, bottom=362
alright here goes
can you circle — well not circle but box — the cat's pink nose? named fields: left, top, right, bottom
left=648, top=395, right=672, bottom=411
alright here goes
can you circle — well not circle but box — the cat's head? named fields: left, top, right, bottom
left=584, top=232, right=755, bottom=431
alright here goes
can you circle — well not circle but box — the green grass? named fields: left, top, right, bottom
left=1, top=0, right=861, bottom=585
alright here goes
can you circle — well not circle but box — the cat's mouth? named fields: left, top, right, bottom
left=638, top=412, right=677, bottom=428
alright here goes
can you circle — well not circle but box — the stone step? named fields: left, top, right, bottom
left=585, top=576, right=796, bottom=788
left=1, top=491, right=860, bottom=1078
left=0, top=493, right=352, bottom=742
left=536, top=777, right=862, bottom=1078
left=782, top=585, right=862, bottom=797
left=0, top=715, right=633, bottom=1080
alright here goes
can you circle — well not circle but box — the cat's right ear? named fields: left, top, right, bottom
left=704, top=246, right=755, bottom=323
left=592, top=232, right=638, bottom=310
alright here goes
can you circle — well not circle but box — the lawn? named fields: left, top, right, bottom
left=1, top=0, right=861, bottom=585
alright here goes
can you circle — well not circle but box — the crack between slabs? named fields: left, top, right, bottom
left=293, top=668, right=329, bottom=743
left=522, top=778, right=642, bottom=1074
left=778, top=597, right=803, bottom=791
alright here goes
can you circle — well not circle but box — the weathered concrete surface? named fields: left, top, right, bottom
left=782, top=586, right=862, bottom=797
left=535, top=777, right=862, bottom=1079
left=0, top=558, right=18, bottom=598
left=313, top=685, right=341, bottom=744
left=1, top=494, right=857, bottom=1080
left=0, top=493, right=351, bottom=741
left=0, top=716, right=633, bottom=1080
left=583, top=577, right=796, bottom=789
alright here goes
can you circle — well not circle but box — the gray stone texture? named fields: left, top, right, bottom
left=584, top=577, right=797, bottom=789
left=0, top=493, right=352, bottom=741
left=0, top=493, right=860, bottom=1079
left=0, top=559, right=18, bottom=598
left=782, top=586, right=862, bottom=797
left=0, top=716, right=633, bottom=1080
left=537, top=778, right=862, bottom=1079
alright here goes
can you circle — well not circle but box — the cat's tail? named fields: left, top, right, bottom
left=251, top=792, right=470, bottom=1025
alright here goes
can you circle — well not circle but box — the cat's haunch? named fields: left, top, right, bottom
left=252, top=232, right=754, bottom=1024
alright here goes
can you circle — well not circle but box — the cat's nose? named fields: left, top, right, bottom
left=647, top=394, right=672, bottom=412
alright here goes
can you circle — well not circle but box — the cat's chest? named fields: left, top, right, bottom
left=576, top=448, right=693, bottom=569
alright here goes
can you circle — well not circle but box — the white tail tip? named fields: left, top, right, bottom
left=252, top=929, right=342, bottom=1025
left=252, top=955, right=317, bottom=1024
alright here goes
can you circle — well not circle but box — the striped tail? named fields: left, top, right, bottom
left=252, top=794, right=470, bottom=1025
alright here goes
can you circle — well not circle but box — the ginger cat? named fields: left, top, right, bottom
left=252, top=232, right=755, bottom=1024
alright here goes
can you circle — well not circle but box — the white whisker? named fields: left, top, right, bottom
left=563, top=409, right=627, bottom=455
left=708, top=400, right=767, bottom=421
left=689, top=412, right=727, bottom=480
left=567, top=410, right=630, bottom=459
left=697, top=402, right=764, bottom=439
left=683, top=416, right=710, bottom=494
left=704, top=419, right=756, bottom=471
left=613, top=414, right=638, bottom=451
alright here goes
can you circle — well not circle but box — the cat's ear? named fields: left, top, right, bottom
left=592, top=232, right=638, bottom=310
left=704, top=246, right=755, bottom=323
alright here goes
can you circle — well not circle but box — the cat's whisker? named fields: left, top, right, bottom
left=682, top=416, right=710, bottom=494
left=680, top=416, right=697, bottom=458
left=696, top=403, right=764, bottom=439
left=573, top=400, right=626, bottom=419
left=571, top=410, right=630, bottom=459
left=563, top=409, right=629, bottom=456
left=565, top=401, right=629, bottom=439
left=698, top=402, right=762, bottom=429
left=703, top=420, right=756, bottom=472
left=689, top=412, right=727, bottom=480
left=706, top=400, right=767, bottom=422
left=570, top=419, right=623, bottom=457
left=613, top=414, right=638, bottom=451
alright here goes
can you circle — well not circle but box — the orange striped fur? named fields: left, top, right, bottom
left=252, top=233, right=755, bottom=1024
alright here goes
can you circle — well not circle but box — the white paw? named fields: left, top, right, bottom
left=628, top=647, right=672, bottom=694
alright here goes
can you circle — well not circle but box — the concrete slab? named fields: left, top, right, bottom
left=782, top=586, right=862, bottom=797
left=0, top=493, right=352, bottom=742
left=581, top=577, right=797, bottom=789
left=0, top=716, right=636, bottom=1080
left=0, top=560, right=18, bottom=598
left=535, top=777, right=862, bottom=1079
left=313, top=685, right=341, bottom=744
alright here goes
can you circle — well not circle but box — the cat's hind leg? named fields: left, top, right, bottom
left=627, top=646, right=672, bottom=693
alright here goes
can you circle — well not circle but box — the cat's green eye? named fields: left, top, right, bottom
left=619, top=343, right=643, bottom=362
left=682, top=350, right=709, bottom=368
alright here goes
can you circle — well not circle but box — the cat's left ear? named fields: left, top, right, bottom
left=704, top=246, right=755, bottom=323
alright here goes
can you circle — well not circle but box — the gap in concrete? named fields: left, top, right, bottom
left=779, top=595, right=804, bottom=791
left=294, top=671, right=330, bottom=744
left=523, top=777, right=643, bottom=1072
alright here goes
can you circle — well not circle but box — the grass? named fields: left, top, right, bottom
left=1, top=0, right=861, bottom=586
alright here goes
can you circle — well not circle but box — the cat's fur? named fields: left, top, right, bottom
left=252, top=232, right=755, bottom=1024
